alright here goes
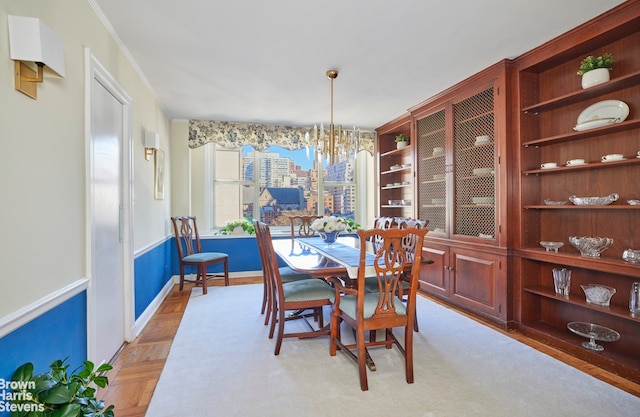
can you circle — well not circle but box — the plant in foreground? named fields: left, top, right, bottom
left=9, top=358, right=114, bottom=417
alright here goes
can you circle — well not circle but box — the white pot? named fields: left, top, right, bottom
left=396, top=141, right=408, bottom=149
left=581, top=68, right=610, bottom=89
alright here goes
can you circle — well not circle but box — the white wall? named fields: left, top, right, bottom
left=0, top=0, right=170, bottom=319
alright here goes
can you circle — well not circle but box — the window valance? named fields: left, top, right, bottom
left=188, top=119, right=375, bottom=155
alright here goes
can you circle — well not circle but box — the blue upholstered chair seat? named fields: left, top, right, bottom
left=182, top=252, right=227, bottom=263
left=283, top=279, right=335, bottom=303
left=338, top=293, right=406, bottom=319
left=279, top=266, right=311, bottom=283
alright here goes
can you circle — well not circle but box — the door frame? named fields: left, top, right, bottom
left=84, top=48, right=135, bottom=362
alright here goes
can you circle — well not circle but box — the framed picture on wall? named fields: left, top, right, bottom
left=154, top=149, right=165, bottom=200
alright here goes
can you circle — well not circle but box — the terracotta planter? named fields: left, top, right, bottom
left=581, top=68, right=610, bottom=89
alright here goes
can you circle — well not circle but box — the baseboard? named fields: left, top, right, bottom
left=132, top=278, right=175, bottom=339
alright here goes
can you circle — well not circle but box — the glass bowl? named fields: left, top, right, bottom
left=569, top=236, right=613, bottom=258
left=544, top=199, right=567, bottom=206
left=569, top=193, right=619, bottom=206
left=622, top=249, right=640, bottom=263
left=540, top=241, right=564, bottom=252
left=580, top=284, right=616, bottom=306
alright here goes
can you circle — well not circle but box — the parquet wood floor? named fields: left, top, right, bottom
left=100, top=279, right=639, bottom=416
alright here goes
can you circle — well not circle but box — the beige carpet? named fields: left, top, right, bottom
left=145, top=284, right=639, bottom=416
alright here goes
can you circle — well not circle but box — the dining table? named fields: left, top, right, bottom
left=271, top=235, right=375, bottom=285
left=272, top=235, right=382, bottom=369
left=271, top=234, right=433, bottom=282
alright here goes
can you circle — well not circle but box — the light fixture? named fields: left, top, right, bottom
left=145, top=131, right=160, bottom=161
left=310, top=70, right=360, bottom=166
left=8, top=15, right=65, bottom=99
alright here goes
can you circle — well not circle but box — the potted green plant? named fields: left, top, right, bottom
left=217, top=218, right=255, bottom=235
left=395, top=134, right=409, bottom=149
left=9, top=358, right=114, bottom=417
left=577, top=53, right=613, bottom=89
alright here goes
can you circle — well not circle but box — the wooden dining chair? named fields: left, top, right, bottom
left=330, top=227, right=428, bottom=391
left=288, top=215, right=321, bottom=238
left=254, top=220, right=311, bottom=326
left=171, top=216, right=229, bottom=295
left=255, top=221, right=335, bottom=355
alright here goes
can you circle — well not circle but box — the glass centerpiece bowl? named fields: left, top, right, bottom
left=569, top=236, right=613, bottom=258
left=567, top=322, right=620, bottom=351
left=540, top=241, right=564, bottom=252
left=580, top=284, right=616, bottom=306
left=310, top=215, right=355, bottom=247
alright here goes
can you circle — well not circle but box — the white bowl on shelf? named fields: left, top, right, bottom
left=473, top=167, right=494, bottom=175
left=472, top=197, right=494, bottom=205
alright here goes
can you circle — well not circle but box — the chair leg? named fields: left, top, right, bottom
left=223, top=258, right=229, bottom=286
left=405, top=324, right=414, bottom=384
left=356, top=327, right=369, bottom=391
left=414, top=310, right=419, bottom=332
left=179, top=266, right=185, bottom=291
left=329, top=310, right=339, bottom=356
left=274, top=304, right=286, bottom=355
left=268, top=300, right=277, bottom=339
left=263, top=275, right=273, bottom=326
left=200, top=265, right=208, bottom=295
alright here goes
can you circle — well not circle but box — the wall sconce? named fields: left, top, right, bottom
left=8, top=15, right=65, bottom=99
left=145, top=131, right=160, bottom=161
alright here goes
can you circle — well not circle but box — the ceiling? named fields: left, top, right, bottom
left=91, top=0, right=625, bottom=130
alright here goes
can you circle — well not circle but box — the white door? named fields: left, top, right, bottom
left=87, top=50, right=134, bottom=364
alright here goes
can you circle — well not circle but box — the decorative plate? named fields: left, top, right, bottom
left=574, top=100, right=629, bottom=131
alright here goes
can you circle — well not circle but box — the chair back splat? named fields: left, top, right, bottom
left=330, top=227, right=428, bottom=391
left=288, top=215, right=321, bottom=238
left=171, top=216, right=229, bottom=294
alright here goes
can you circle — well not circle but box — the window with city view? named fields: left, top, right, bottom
left=211, top=143, right=362, bottom=229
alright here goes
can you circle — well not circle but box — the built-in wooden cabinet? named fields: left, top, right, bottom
left=376, top=115, right=414, bottom=220
left=376, top=0, right=639, bottom=385
left=511, top=2, right=640, bottom=383
left=408, top=61, right=510, bottom=326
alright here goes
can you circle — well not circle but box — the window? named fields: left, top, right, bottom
left=208, top=143, right=371, bottom=231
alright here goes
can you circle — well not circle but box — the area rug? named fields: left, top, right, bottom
left=145, top=284, right=639, bottom=416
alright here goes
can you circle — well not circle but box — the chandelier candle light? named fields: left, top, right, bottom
left=307, top=70, right=360, bottom=165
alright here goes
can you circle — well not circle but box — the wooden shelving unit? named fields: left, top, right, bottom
left=511, top=2, right=640, bottom=383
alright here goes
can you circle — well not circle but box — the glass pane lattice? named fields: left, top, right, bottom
left=453, top=88, right=496, bottom=238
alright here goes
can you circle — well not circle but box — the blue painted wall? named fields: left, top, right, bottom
left=135, top=238, right=174, bottom=319
left=0, top=235, right=263, bottom=413
left=0, top=292, right=87, bottom=417
left=198, top=236, right=262, bottom=273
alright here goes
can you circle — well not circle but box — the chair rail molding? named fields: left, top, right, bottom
left=0, top=278, right=89, bottom=338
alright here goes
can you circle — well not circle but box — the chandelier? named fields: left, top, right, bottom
left=309, top=70, right=360, bottom=166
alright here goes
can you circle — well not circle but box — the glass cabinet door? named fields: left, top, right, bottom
left=452, top=87, right=496, bottom=239
left=417, top=109, right=447, bottom=233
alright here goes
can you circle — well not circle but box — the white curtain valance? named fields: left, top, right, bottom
left=188, top=119, right=375, bottom=155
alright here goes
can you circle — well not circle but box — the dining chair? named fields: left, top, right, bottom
left=254, top=220, right=311, bottom=326
left=367, top=217, right=430, bottom=332
left=256, top=221, right=335, bottom=355
left=373, top=216, right=396, bottom=229
left=371, top=216, right=396, bottom=252
left=171, top=216, right=229, bottom=295
left=330, top=227, right=428, bottom=391
left=288, top=215, right=321, bottom=238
